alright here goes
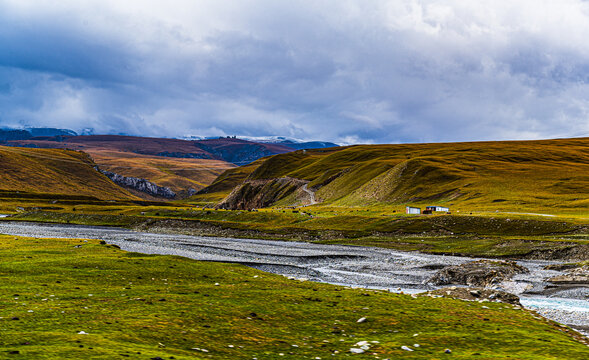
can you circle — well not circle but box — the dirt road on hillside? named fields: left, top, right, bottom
left=301, top=184, right=317, bottom=205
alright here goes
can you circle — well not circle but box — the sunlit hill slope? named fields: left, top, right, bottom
left=0, top=147, right=136, bottom=200
left=200, top=137, right=589, bottom=213
left=86, top=149, right=234, bottom=197
left=5, top=135, right=293, bottom=198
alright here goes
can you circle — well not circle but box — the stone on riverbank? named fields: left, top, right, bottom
left=548, top=265, right=589, bottom=284
left=421, top=287, right=521, bottom=305
left=428, top=260, right=529, bottom=287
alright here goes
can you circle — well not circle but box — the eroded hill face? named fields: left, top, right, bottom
left=202, top=138, right=589, bottom=212
left=0, top=147, right=136, bottom=200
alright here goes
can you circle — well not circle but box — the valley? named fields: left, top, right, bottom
left=88, top=149, right=234, bottom=197
left=3, top=134, right=336, bottom=200
left=3, top=135, right=589, bottom=358
left=4, top=3, right=586, bottom=358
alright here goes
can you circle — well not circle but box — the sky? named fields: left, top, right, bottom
left=2, top=0, right=589, bottom=144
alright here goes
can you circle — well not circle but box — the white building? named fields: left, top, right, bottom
left=406, top=206, right=421, bottom=214
left=425, top=206, right=449, bottom=212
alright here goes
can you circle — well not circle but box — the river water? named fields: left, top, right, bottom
left=0, top=221, right=588, bottom=335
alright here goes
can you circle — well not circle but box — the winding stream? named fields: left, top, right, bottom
left=1, top=221, right=588, bottom=335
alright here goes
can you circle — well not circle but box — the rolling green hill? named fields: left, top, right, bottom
left=200, top=137, right=589, bottom=213
left=0, top=147, right=137, bottom=201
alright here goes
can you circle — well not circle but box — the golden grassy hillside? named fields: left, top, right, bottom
left=203, top=137, right=589, bottom=213
left=88, top=149, right=235, bottom=196
left=0, top=147, right=137, bottom=200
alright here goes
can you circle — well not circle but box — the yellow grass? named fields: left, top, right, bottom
left=88, top=149, right=235, bottom=194
left=201, top=137, right=589, bottom=214
left=0, top=147, right=136, bottom=200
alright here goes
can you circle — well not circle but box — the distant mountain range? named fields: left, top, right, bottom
left=0, top=127, right=77, bottom=141
left=0, top=127, right=339, bottom=200
left=226, top=136, right=339, bottom=151
left=1, top=127, right=338, bottom=165
left=3, top=134, right=336, bottom=165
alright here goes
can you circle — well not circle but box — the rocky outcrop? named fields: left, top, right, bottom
left=217, top=177, right=309, bottom=210
left=421, top=287, right=521, bottom=305
left=428, top=260, right=529, bottom=287
left=98, top=169, right=176, bottom=199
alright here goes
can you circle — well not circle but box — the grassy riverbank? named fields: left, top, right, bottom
left=6, top=206, right=589, bottom=259
left=1, top=234, right=588, bottom=359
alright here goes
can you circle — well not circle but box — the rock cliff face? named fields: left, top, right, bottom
left=217, top=177, right=309, bottom=210
left=99, top=169, right=176, bottom=199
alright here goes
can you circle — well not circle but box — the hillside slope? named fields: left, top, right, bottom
left=88, top=149, right=235, bottom=196
left=0, top=147, right=137, bottom=200
left=206, top=137, right=589, bottom=213
left=5, top=136, right=247, bottom=198
left=5, top=135, right=297, bottom=199
left=5, top=135, right=341, bottom=199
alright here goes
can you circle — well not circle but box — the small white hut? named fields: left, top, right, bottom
left=406, top=206, right=421, bottom=214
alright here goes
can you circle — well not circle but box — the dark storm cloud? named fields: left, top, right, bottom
left=2, top=0, right=589, bottom=144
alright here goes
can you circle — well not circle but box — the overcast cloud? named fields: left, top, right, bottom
left=1, top=0, right=589, bottom=144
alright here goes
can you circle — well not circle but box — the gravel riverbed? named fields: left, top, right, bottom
left=1, top=221, right=588, bottom=336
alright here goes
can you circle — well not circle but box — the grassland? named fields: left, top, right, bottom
left=3, top=138, right=589, bottom=358
left=0, top=147, right=136, bottom=201
left=88, top=149, right=234, bottom=195
left=193, top=160, right=263, bottom=203
left=5, top=135, right=291, bottom=199
left=1, top=234, right=588, bottom=359
left=203, top=137, right=589, bottom=215
left=5, top=204, right=589, bottom=260
left=4, top=137, right=589, bottom=260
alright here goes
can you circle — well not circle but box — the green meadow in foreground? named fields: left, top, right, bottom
left=0, top=235, right=588, bottom=359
